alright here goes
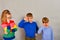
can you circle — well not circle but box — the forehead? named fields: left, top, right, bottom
left=43, top=22, right=49, bottom=24
left=28, top=17, right=33, bottom=18
left=6, top=14, right=11, bottom=17
left=6, top=14, right=11, bottom=16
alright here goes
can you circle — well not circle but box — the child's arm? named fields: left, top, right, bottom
left=38, top=27, right=43, bottom=34
left=10, top=20, right=18, bottom=32
left=1, top=23, right=8, bottom=34
left=51, top=28, right=54, bottom=40
left=12, top=24, right=17, bottom=32
left=35, top=23, right=39, bottom=36
left=35, top=23, right=39, bottom=33
left=18, top=19, right=26, bottom=28
left=18, top=16, right=29, bottom=28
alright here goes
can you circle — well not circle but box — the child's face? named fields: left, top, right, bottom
left=6, top=14, right=11, bottom=20
left=28, top=17, right=33, bottom=23
left=43, top=22, right=49, bottom=27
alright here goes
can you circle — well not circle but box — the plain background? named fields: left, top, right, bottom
left=0, top=0, right=60, bottom=40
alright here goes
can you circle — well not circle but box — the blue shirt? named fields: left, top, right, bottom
left=18, top=19, right=38, bottom=38
left=38, top=26, right=54, bottom=40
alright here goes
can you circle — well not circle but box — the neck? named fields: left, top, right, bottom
left=29, top=21, right=33, bottom=23
left=44, top=25, right=49, bottom=28
left=7, top=19, right=10, bottom=23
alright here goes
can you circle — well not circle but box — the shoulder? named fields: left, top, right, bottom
left=32, top=21, right=37, bottom=23
left=49, top=26, right=53, bottom=29
left=1, top=22, right=7, bottom=28
left=1, top=22, right=7, bottom=25
left=47, top=26, right=53, bottom=31
left=39, top=26, right=44, bottom=29
left=32, top=21, right=37, bottom=24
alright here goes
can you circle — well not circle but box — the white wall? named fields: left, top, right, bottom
left=0, top=0, right=60, bottom=40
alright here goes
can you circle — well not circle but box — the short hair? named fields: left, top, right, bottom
left=42, top=17, right=49, bottom=23
left=26, top=13, right=33, bottom=17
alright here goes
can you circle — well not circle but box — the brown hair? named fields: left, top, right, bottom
left=42, top=17, right=49, bottom=23
left=1, top=9, right=11, bottom=23
left=26, top=13, right=33, bottom=17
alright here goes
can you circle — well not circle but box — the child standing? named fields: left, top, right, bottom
left=1, top=9, right=17, bottom=40
left=18, top=13, right=38, bottom=40
left=38, top=17, right=54, bottom=40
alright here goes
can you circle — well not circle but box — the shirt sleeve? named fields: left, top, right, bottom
left=51, top=28, right=54, bottom=40
left=1, top=23, right=7, bottom=33
left=11, top=21, right=18, bottom=32
left=18, top=19, right=25, bottom=28
left=35, top=23, right=39, bottom=33
left=38, top=26, right=43, bottom=34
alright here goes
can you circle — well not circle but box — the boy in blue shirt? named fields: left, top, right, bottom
left=18, top=13, right=38, bottom=40
left=38, top=17, right=54, bottom=40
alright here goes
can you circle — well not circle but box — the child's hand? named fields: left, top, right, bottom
left=5, top=32, right=8, bottom=34
left=35, top=34, right=38, bottom=37
left=24, top=16, right=29, bottom=22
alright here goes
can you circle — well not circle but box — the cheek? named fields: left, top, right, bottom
left=43, top=23, right=45, bottom=25
left=30, top=19, right=32, bottom=20
left=28, top=19, right=32, bottom=21
left=43, top=23, right=47, bottom=26
left=45, top=24, right=48, bottom=26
